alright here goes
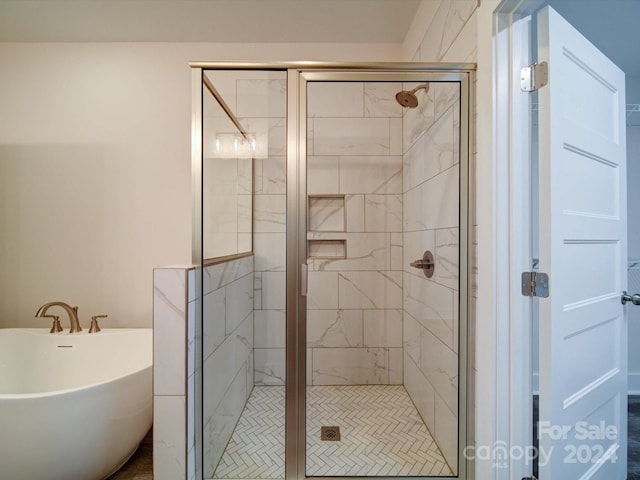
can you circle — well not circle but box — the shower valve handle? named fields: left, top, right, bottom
left=410, top=250, right=435, bottom=279
left=410, top=259, right=434, bottom=269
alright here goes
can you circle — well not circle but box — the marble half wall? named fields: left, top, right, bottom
left=153, top=255, right=255, bottom=480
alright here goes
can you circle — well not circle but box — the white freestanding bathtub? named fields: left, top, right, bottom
left=0, top=328, right=152, bottom=480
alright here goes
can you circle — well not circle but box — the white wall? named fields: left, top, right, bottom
left=0, top=42, right=400, bottom=329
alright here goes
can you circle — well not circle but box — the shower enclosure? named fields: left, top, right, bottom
left=191, top=64, right=473, bottom=480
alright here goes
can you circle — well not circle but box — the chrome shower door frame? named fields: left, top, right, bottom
left=288, top=65, right=474, bottom=480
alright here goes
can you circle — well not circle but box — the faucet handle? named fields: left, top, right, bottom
left=43, top=315, right=63, bottom=334
left=89, top=315, right=107, bottom=333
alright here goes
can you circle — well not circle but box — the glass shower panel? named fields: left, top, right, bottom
left=305, top=80, right=461, bottom=477
left=201, top=70, right=287, bottom=480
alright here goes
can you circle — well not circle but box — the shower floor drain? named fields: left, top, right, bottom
left=320, top=426, right=341, bottom=441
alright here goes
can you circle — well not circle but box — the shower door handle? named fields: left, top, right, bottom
left=301, top=264, right=308, bottom=297
left=622, top=291, right=640, bottom=306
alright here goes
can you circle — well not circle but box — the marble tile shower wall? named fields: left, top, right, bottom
left=203, top=256, right=255, bottom=475
left=402, top=82, right=460, bottom=469
left=236, top=77, right=288, bottom=385
left=306, top=82, right=404, bottom=386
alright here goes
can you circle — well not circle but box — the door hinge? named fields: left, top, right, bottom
left=521, top=271, right=549, bottom=297
left=520, top=61, right=549, bottom=92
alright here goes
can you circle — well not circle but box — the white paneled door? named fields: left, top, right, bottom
left=537, top=5, right=627, bottom=479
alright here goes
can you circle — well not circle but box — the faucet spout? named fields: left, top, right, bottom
left=35, top=302, right=82, bottom=333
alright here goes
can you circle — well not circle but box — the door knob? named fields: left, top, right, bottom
left=621, top=291, right=640, bottom=306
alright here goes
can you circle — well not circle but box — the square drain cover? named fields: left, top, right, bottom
left=320, top=426, right=341, bottom=441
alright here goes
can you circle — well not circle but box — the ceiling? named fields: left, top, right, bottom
left=0, top=0, right=421, bottom=44
left=0, top=0, right=638, bottom=76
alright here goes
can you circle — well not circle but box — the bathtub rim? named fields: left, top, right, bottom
left=0, top=327, right=152, bottom=400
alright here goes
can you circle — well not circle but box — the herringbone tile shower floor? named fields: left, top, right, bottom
left=211, top=385, right=452, bottom=479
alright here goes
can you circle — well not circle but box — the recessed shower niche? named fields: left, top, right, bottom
left=192, top=64, right=473, bottom=480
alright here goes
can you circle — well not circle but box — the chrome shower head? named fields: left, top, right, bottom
left=395, top=83, right=429, bottom=108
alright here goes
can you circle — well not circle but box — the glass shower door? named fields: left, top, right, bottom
left=302, top=75, right=467, bottom=477
left=200, top=69, right=288, bottom=480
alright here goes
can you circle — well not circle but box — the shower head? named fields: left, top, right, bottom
left=395, top=83, right=429, bottom=108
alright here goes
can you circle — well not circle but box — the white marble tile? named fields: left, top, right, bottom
left=339, top=155, right=402, bottom=194
left=363, top=309, right=403, bottom=347
left=203, top=256, right=253, bottom=293
left=308, top=82, right=364, bottom=117
left=204, top=335, right=236, bottom=410
left=403, top=229, right=436, bottom=274
left=345, top=194, right=365, bottom=232
left=254, top=194, right=286, bottom=233
left=187, top=372, right=195, bottom=452
left=235, top=314, right=253, bottom=367
left=403, top=313, right=422, bottom=366
left=435, top=228, right=459, bottom=290
left=307, top=309, right=363, bottom=347
left=403, top=355, right=436, bottom=437
left=403, top=166, right=459, bottom=231
left=203, top=288, right=225, bottom=361
left=255, top=348, right=286, bottom=385
left=154, top=395, right=186, bottom=480
left=442, top=9, right=478, bottom=64
left=236, top=78, right=287, bottom=118
left=314, top=118, right=390, bottom=156
left=225, top=273, right=253, bottom=335
left=307, top=272, right=339, bottom=309
left=203, top=367, right=249, bottom=475
left=307, top=156, right=340, bottom=194
left=253, top=272, right=262, bottom=309
left=390, top=232, right=403, bottom=271
left=308, top=233, right=388, bottom=272
left=237, top=157, right=252, bottom=194
left=420, top=328, right=458, bottom=413
left=238, top=194, right=252, bottom=233
left=312, top=347, right=388, bottom=385
left=257, top=156, right=286, bottom=194
left=309, top=196, right=345, bottom=232
left=153, top=268, right=187, bottom=396
left=418, top=0, right=478, bottom=62
left=403, top=271, right=455, bottom=350
left=388, top=347, right=403, bottom=384
left=338, top=271, right=402, bottom=309
left=364, top=194, right=402, bottom=232
left=254, top=309, right=286, bottom=349
left=435, top=393, right=459, bottom=472
left=402, top=83, right=436, bottom=149
left=254, top=232, right=286, bottom=272
left=390, top=117, right=403, bottom=155
left=364, top=83, right=403, bottom=118
left=268, top=118, right=287, bottom=156
left=261, top=271, right=286, bottom=310
left=403, top=106, right=455, bottom=191
left=433, top=84, right=460, bottom=121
